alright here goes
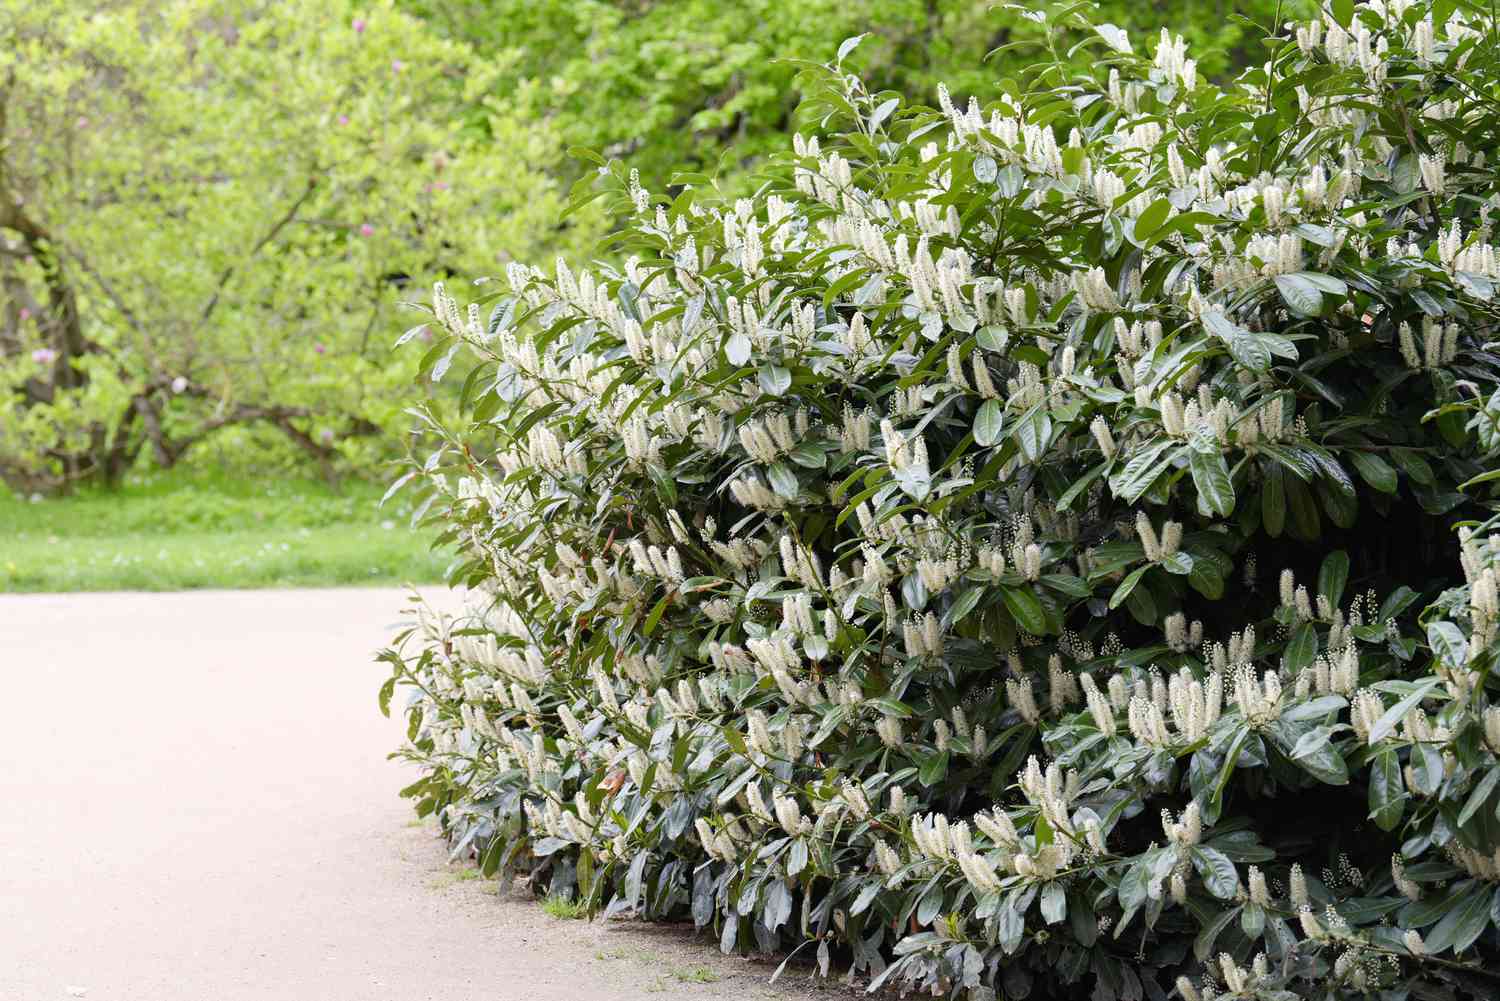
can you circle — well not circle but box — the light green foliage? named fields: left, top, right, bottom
left=541, top=894, right=587, bottom=919
left=406, top=0, right=1306, bottom=193
left=0, top=0, right=588, bottom=489
left=0, top=468, right=445, bottom=590
left=384, top=1, right=1500, bottom=995
left=671, top=966, right=720, bottom=984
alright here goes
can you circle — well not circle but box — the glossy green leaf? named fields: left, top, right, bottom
left=974, top=399, right=1005, bottom=447
left=1189, top=449, right=1235, bottom=517
left=1317, top=550, right=1349, bottom=607
left=1274, top=273, right=1323, bottom=317
left=1002, top=586, right=1048, bottom=634
left=1134, top=198, right=1172, bottom=240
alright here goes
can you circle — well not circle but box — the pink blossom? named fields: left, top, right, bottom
left=359, top=223, right=374, bottom=237
left=319, top=429, right=335, bottom=445
left=337, top=114, right=349, bottom=126
left=352, top=17, right=366, bottom=33
left=18, top=307, right=29, bottom=321
left=31, top=348, right=57, bottom=365
left=314, top=343, right=326, bottom=355
left=391, top=59, right=404, bottom=74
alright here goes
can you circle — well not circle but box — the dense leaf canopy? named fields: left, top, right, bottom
left=403, top=0, right=1306, bottom=192
left=384, top=2, right=1500, bottom=999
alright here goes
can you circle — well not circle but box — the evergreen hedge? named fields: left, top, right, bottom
left=381, top=4, right=1500, bottom=997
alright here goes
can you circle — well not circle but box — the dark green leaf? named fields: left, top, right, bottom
left=1274, top=273, right=1323, bottom=317
left=1110, top=439, right=1176, bottom=503
left=1369, top=748, right=1406, bottom=831
left=1159, top=550, right=1194, bottom=575
left=1289, top=726, right=1349, bottom=785
left=1349, top=451, right=1398, bottom=494
left=1368, top=678, right=1442, bottom=744
left=767, top=462, right=799, bottom=500
left=1409, top=744, right=1444, bottom=797
left=1283, top=623, right=1316, bottom=673
left=643, top=594, right=671, bottom=636
left=1262, top=462, right=1286, bottom=537
left=1425, top=884, right=1491, bottom=954
left=1427, top=621, right=1468, bottom=668
left=1188, top=556, right=1224, bottom=599
left=1458, top=767, right=1500, bottom=829
left=1001, top=586, right=1048, bottom=634
left=1228, top=332, right=1271, bottom=372
left=1134, top=198, right=1172, bottom=240
left=974, top=399, right=1005, bottom=447
left=917, top=749, right=950, bottom=787
left=1193, top=906, right=1240, bottom=960
left=1109, top=565, right=1149, bottom=610
left=1189, top=449, right=1235, bottom=517
left=1193, top=846, right=1240, bottom=899
left=1317, top=550, right=1349, bottom=607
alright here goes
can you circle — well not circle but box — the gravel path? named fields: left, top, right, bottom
left=0, top=589, right=837, bottom=1001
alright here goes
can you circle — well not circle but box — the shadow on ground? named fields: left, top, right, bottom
left=402, top=818, right=860, bottom=1000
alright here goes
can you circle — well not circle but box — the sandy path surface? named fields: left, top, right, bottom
left=0, top=589, right=837, bottom=1001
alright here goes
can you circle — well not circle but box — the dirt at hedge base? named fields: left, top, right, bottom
left=0, top=589, right=850, bottom=1001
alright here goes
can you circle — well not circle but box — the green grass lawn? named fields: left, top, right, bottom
left=0, top=469, right=449, bottom=592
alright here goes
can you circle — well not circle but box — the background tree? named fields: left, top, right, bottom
left=0, top=0, right=589, bottom=489
left=403, top=0, right=1308, bottom=194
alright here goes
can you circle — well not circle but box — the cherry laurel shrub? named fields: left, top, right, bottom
left=380, top=4, right=1500, bottom=998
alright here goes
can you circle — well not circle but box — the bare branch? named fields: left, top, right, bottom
left=131, top=394, right=176, bottom=467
